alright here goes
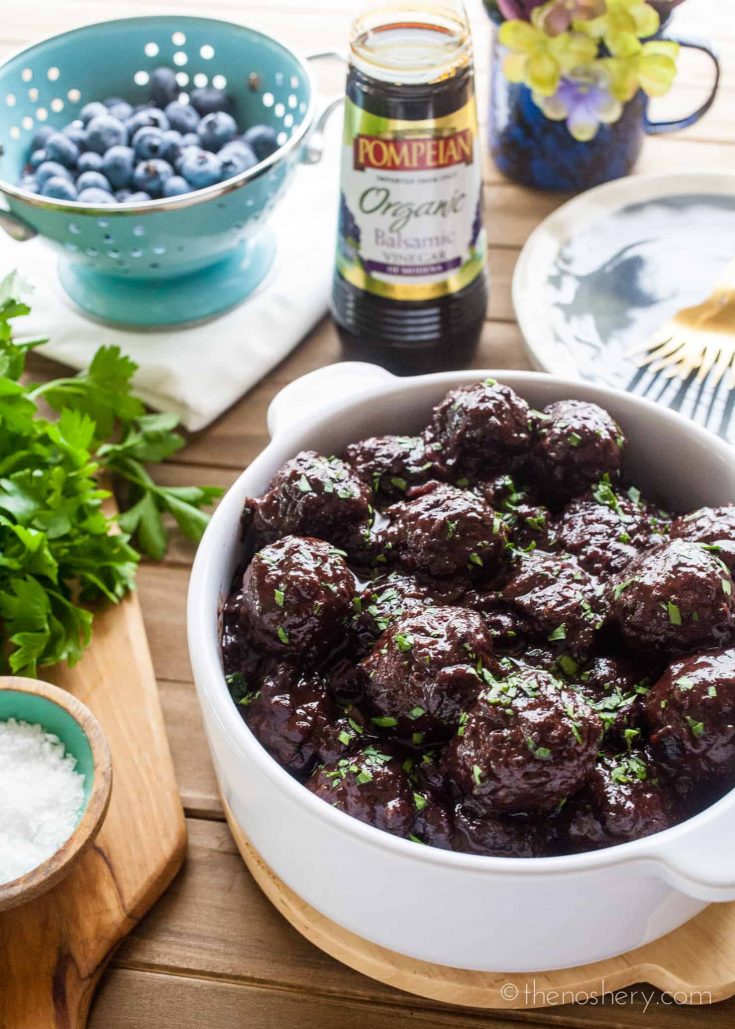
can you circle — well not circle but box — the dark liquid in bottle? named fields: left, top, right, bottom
left=331, top=13, right=488, bottom=375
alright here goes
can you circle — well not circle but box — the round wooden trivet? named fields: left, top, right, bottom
left=223, top=801, right=735, bottom=1010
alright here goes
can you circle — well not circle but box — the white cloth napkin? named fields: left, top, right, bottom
left=6, top=120, right=340, bottom=432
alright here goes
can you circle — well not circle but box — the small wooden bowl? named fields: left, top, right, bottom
left=0, top=676, right=112, bottom=912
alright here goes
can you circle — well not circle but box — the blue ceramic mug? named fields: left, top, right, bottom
left=489, top=33, right=720, bottom=192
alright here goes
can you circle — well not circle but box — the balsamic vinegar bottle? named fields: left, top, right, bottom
left=331, top=0, right=488, bottom=374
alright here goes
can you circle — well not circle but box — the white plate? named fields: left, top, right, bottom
left=512, top=172, right=735, bottom=442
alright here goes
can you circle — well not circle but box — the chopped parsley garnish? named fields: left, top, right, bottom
left=413, top=792, right=428, bottom=812
left=408, top=705, right=426, bottom=720
left=446, top=520, right=458, bottom=539
left=371, top=715, right=398, bottom=728
left=527, top=738, right=552, bottom=760
left=394, top=632, right=414, bottom=653
left=568, top=432, right=582, bottom=448
left=548, top=624, right=567, bottom=642
left=390, top=476, right=408, bottom=492
left=610, top=754, right=648, bottom=784
left=469, top=552, right=484, bottom=567
left=472, top=764, right=484, bottom=786
left=297, top=474, right=313, bottom=493
left=685, top=716, right=705, bottom=739
left=557, top=654, right=578, bottom=677
left=666, top=601, right=682, bottom=626
left=276, top=625, right=289, bottom=644
left=274, top=588, right=285, bottom=608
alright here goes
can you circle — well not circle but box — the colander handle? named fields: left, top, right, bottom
left=301, top=51, right=346, bottom=165
left=0, top=208, right=36, bottom=242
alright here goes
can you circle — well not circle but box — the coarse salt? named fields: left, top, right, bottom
left=0, top=717, right=86, bottom=884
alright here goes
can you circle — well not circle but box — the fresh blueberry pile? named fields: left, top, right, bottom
left=19, top=66, right=280, bottom=204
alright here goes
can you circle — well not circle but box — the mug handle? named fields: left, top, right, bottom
left=645, top=36, right=720, bottom=135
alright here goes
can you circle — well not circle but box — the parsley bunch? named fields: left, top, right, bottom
left=0, top=280, right=222, bottom=676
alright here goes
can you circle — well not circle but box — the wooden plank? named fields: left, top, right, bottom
left=90, top=968, right=527, bottom=1029
left=159, top=678, right=222, bottom=820
left=108, top=818, right=735, bottom=1028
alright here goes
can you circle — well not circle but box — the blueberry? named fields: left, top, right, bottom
left=160, top=129, right=182, bottom=164
left=102, top=145, right=135, bottom=189
left=243, top=124, right=279, bottom=161
left=164, top=100, right=199, bottom=134
left=77, top=151, right=104, bottom=173
left=126, top=107, right=169, bottom=137
left=180, top=132, right=200, bottom=147
left=31, top=125, right=54, bottom=150
left=76, top=170, right=111, bottom=193
left=190, top=86, right=231, bottom=116
left=104, top=97, right=133, bottom=121
left=80, top=101, right=108, bottom=125
left=115, top=188, right=132, bottom=201
left=62, top=122, right=88, bottom=149
left=150, top=67, right=179, bottom=108
left=21, top=176, right=38, bottom=193
left=179, top=148, right=222, bottom=189
left=36, top=161, right=73, bottom=186
left=132, top=158, right=174, bottom=198
left=45, top=132, right=80, bottom=168
left=197, top=111, right=237, bottom=152
left=40, top=175, right=78, bottom=200
left=132, top=126, right=165, bottom=161
left=219, top=141, right=257, bottom=179
left=125, top=191, right=152, bottom=202
left=162, top=174, right=189, bottom=197
left=29, top=148, right=47, bottom=170
left=77, top=187, right=114, bottom=204
left=86, top=114, right=127, bottom=154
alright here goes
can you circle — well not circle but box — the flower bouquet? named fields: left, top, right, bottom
left=484, top=0, right=716, bottom=191
left=488, top=0, right=681, bottom=141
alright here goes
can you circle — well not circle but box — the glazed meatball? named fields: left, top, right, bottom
left=501, top=551, right=606, bottom=654
left=608, top=540, right=734, bottom=655
left=557, top=483, right=668, bottom=577
left=563, top=749, right=674, bottom=851
left=444, top=665, right=602, bottom=813
left=354, top=570, right=462, bottom=649
left=453, top=804, right=553, bottom=857
left=360, top=607, right=492, bottom=738
left=306, top=745, right=414, bottom=836
left=670, top=505, right=735, bottom=572
left=575, top=654, right=653, bottom=744
left=344, top=434, right=445, bottom=504
left=248, top=450, right=372, bottom=546
left=528, top=400, right=624, bottom=505
left=412, top=797, right=456, bottom=850
left=240, top=536, right=355, bottom=658
left=313, top=704, right=371, bottom=765
left=646, top=646, right=735, bottom=787
left=426, top=379, right=532, bottom=475
left=476, top=475, right=556, bottom=552
left=380, top=480, right=511, bottom=581
left=244, top=665, right=333, bottom=776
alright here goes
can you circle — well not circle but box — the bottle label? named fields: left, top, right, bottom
left=336, top=95, right=486, bottom=301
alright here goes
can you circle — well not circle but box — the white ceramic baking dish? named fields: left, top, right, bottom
left=187, top=362, right=735, bottom=973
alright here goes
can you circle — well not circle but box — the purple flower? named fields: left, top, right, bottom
left=534, top=66, right=623, bottom=140
left=496, top=0, right=547, bottom=19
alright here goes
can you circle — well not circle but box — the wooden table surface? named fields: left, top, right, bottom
left=6, top=0, right=734, bottom=1025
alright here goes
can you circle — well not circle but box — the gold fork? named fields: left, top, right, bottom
left=627, top=257, right=735, bottom=388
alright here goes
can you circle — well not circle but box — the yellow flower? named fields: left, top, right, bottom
left=499, top=19, right=599, bottom=96
left=603, top=36, right=679, bottom=101
left=579, top=0, right=660, bottom=47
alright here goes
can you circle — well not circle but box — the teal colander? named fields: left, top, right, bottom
left=0, top=16, right=336, bottom=326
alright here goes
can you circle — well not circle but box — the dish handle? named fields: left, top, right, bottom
left=650, top=804, right=735, bottom=902
left=267, top=362, right=395, bottom=438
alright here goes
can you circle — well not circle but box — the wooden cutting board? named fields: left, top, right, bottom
left=0, top=586, right=186, bottom=1029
